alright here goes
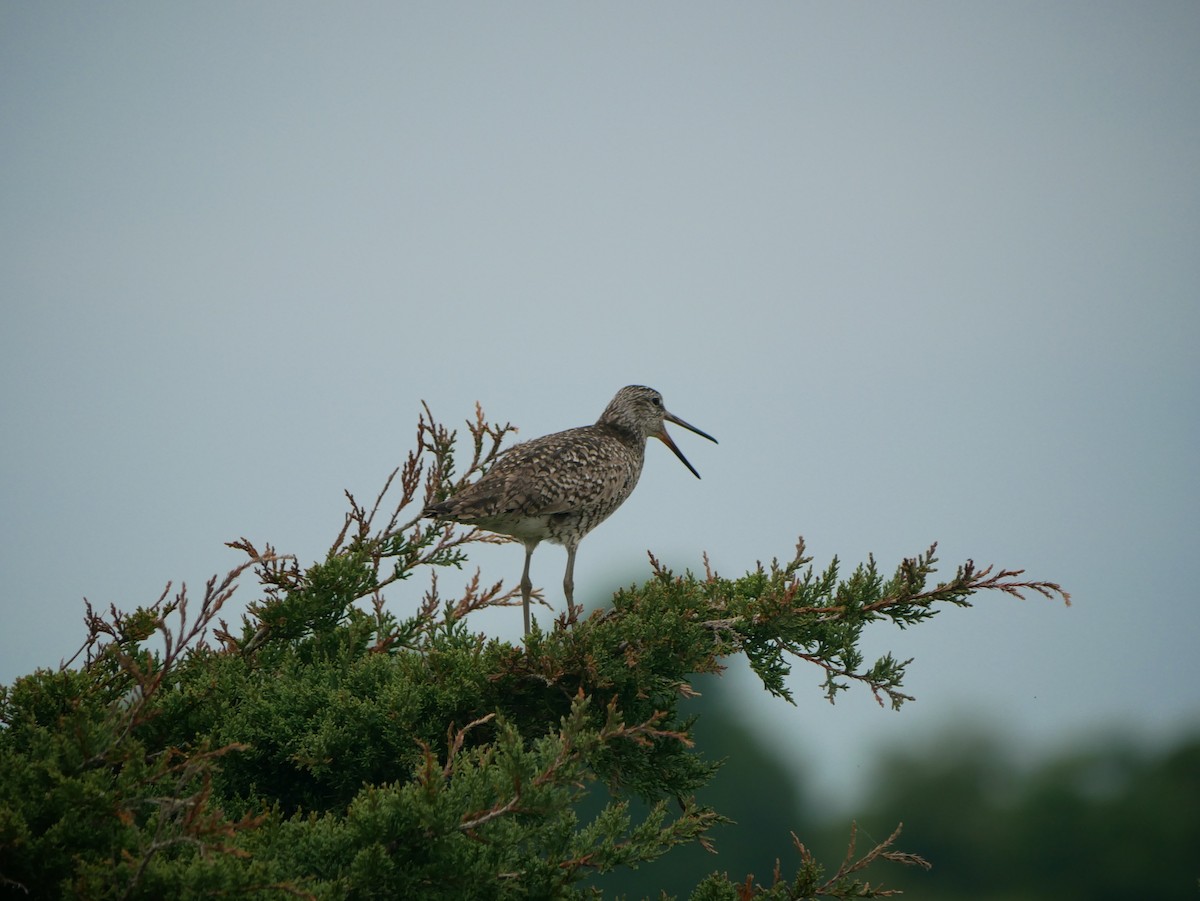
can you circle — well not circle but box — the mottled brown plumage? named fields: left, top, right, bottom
left=423, top=386, right=717, bottom=635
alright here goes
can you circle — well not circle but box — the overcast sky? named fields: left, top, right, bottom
left=2, top=3, right=1197, bottom=811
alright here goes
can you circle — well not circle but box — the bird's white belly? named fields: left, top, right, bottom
left=474, top=514, right=558, bottom=543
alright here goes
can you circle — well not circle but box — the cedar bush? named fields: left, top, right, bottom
left=0, top=403, right=1068, bottom=899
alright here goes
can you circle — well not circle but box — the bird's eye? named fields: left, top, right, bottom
left=650, top=396, right=662, bottom=407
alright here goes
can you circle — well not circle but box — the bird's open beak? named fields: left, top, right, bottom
left=656, top=411, right=718, bottom=479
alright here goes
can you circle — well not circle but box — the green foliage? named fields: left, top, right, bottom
left=0, top=403, right=1068, bottom=899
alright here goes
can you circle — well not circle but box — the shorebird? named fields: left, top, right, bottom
left=423, top=386, right=717, bottom=635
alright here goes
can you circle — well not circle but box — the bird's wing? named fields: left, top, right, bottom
left=438, top=428, right=637, bottom=520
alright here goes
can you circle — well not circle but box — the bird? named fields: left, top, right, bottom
left=423, top=385, right=717, bottom=636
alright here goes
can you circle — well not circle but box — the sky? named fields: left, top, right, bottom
left=2, top=3, right=1198, bottom=812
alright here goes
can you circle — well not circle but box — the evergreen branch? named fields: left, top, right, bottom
left=2, top=400, right=1073, bottom=898
left=813, top=821, right=931, bottom=897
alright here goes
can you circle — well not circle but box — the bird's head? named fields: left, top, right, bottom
left=599, top=385, right=718, bottom=478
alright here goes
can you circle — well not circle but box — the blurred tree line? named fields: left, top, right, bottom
left=597, top=668, right=1200, bottom=900
left=835, top=723, right=1200, bottom=899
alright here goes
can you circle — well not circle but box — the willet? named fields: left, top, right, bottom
left=423, top=385, right=717, bottom=635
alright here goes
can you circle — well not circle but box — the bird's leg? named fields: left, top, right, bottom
left=563, top=544, right=578, bottom=626
left=520, top=540, right=537, bottom=637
